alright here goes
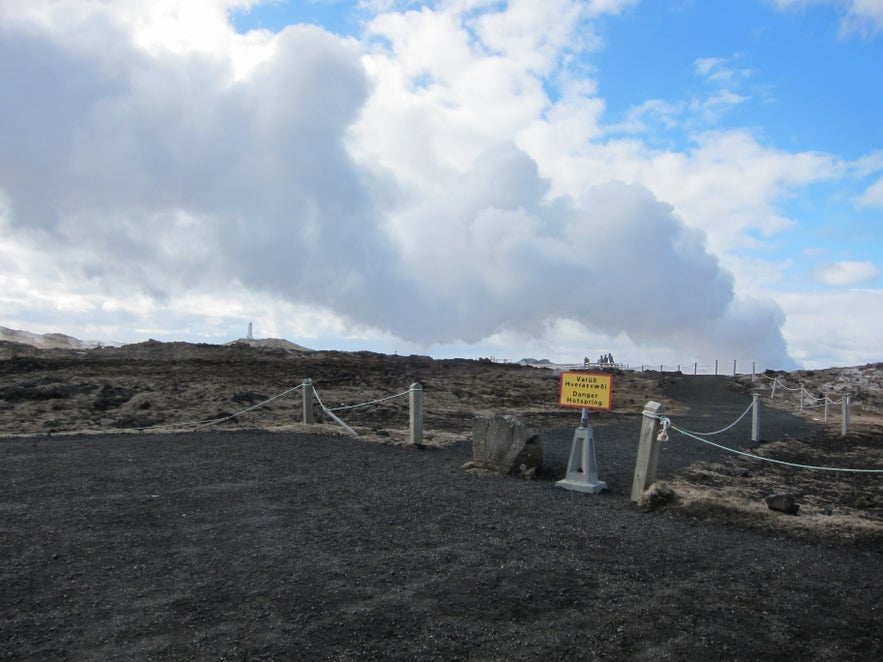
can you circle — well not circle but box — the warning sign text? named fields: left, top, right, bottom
left=559, top=372, right=613, bottom=410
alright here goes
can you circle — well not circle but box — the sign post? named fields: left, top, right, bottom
left=555, top=372, right=613, bottom=495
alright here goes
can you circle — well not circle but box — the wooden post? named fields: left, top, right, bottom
left=631, top=401, right=665, bottom=502
left=841, top=395, right=850, bottom=437
left=733, top=359, right=737, bottom=376
left=409, top=382, right=423, bottom=445
left=824, top=393, right=829, bottom=423
left=715, top=359, right=719, bottom=375
left=771, top=378, right=777, bottom=399
left=751, top=393, right=760, bottom=442
left=302, top=378, right=314, bottom=425
left=694, top=362, right=697, bottom=375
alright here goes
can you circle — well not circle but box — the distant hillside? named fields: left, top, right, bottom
left=224, top=337, right=313, bottom=352
left=0, top=326, right=103, bottom=350
left=0, top=326, right=314, bottom=353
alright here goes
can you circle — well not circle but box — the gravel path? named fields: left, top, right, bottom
left=2, top=384, right=880, bottom=661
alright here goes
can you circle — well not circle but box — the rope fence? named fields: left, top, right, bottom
left=760, top=373, right=854, bottom=433
left=630, top=396, right=882, bottom=500
left=643, top=409, right=883, bottom=474
left=20, top=379, right=425, bottom=444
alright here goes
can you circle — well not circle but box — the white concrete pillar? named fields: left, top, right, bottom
left=409, top=382, right=423, bottom=445
left=302, top=379, right=314, bottom=425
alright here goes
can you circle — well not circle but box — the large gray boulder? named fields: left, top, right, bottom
left=467, top=415, right=542, bottom=478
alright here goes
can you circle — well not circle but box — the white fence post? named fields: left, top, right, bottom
left=751, top=393, right=760, bottom=442
left=302, top=378, right=314, bottom=425
left=841, top=394, right=850, bottom=437
left=631, top=401, right=665, bottom=502
left=409, top=382, right=424, bottom=445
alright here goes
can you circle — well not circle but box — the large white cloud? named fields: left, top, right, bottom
left=779, top=288, right=883, bottom=368
left=2, top=0, right=868, bottom=370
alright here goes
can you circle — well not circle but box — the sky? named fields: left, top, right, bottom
left=0, top=0, right=881, bottom=371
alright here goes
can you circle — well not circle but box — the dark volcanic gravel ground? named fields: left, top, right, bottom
left=2, top=382, right=881, bottom=661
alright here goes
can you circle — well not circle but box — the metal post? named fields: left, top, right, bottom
left=751, top=393, right=760, bottom=442
left=409, top=382, right=424, bottom=445
left=733, top=359, right=737, bottom=376
left=302, top=379, right=314, bottom=424
left=841, top=394, right=850, bottom=437
left=631, top=401, right=664, bottom=502
left=694, top=362, right=697, bottom=375
left=715, top=359, right=719, bottom=375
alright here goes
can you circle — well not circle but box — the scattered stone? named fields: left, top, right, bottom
left=93, top=384, right=136, bottom=410
left=113, top=414, right=161, bottom=430
left=467, top=415, right=542, bottom=478
left=764, top=493, right=800, bottom=515
left=0, top=379, right=97, bottom=402
left=231, top=391, right=268, bottom=405
left=637, top=481, right=680, bottom=511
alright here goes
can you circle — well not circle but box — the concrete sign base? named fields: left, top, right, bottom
left=556, top=425, right=607, bottom=495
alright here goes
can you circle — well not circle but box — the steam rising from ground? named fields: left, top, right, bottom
left=0, top=2, right=800, bottom=368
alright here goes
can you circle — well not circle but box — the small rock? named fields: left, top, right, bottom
left=637, top=481, right=680, bottom=511
left=764, top=493, right=800, bottom=515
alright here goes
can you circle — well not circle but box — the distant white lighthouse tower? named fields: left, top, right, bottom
left=247, top=322, right=254, bottom=341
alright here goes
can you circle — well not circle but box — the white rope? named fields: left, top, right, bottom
left=646, top=413, right=883, bottom=473
left=312, top=389, right=358, bottom=436
left=325, top=389, right=410, bottom=412
left=764, top=374, right=853, bottom=408
left=802, top=388, right=826, bottom=403
left=190, top=384, right=305, bottom=430
left=673, top=400, right=754, bottom=436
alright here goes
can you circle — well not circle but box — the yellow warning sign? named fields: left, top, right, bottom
left=559, top=372, right=613, bottom=410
